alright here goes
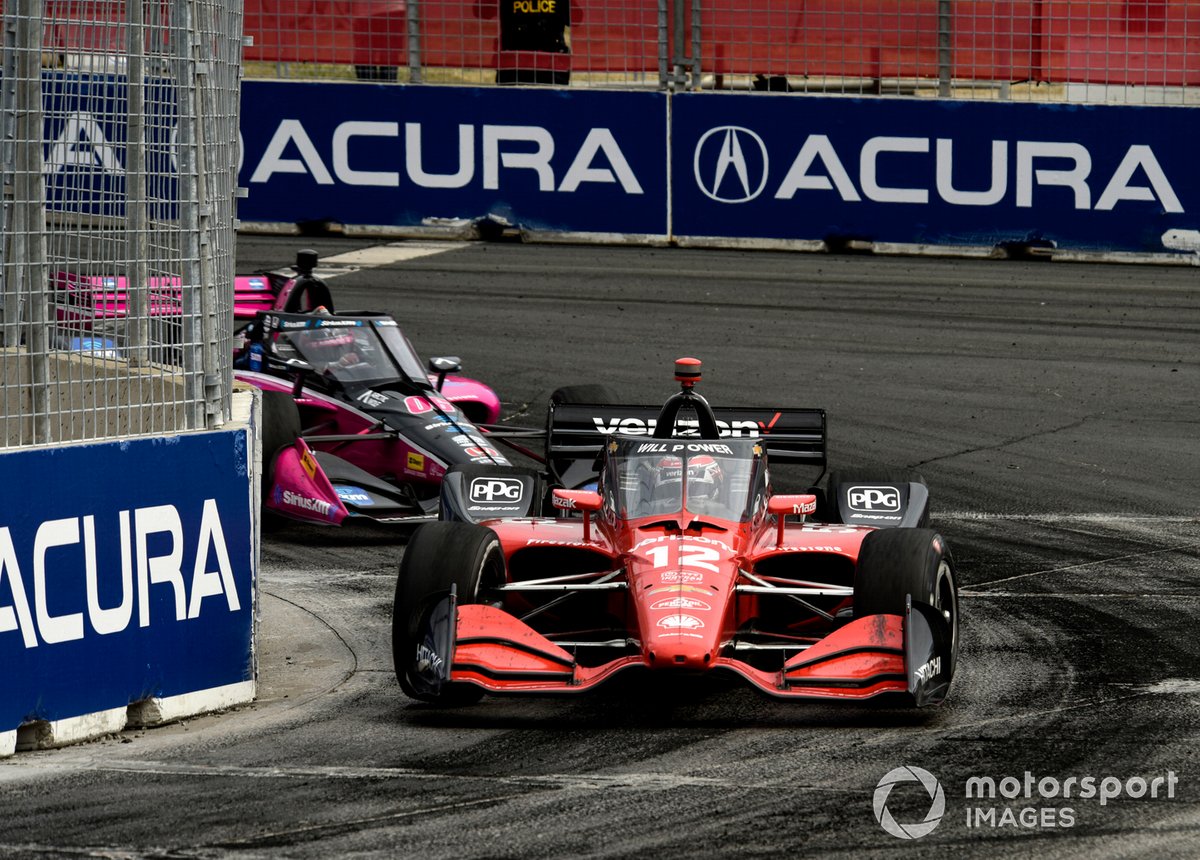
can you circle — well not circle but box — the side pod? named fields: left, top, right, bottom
left=904, top=595, right=954, bottom=706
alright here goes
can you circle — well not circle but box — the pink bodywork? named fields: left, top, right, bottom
left=263, top=437, right=351, bottom=526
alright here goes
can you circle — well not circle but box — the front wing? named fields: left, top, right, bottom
left=436, top=602, right=951, bottom=705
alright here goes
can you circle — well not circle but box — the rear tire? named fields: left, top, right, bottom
left=546, top=384, right=620, bottom=489
left=392, top=523, right=506, bottom=705
left=548, top=384, right=620, bottom=406
left=853, top=528, right=958, bottom=670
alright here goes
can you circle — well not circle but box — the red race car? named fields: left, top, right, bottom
left=393, top=358, right=958, bottom=707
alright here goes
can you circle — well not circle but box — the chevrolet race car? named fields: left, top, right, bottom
left=393, top=358, right=959, bottom=707
left=232, top=251, right=507, bottom=525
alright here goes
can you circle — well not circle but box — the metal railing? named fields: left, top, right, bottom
left=231, top=0, right=1198, bottom=104
left=1, top=0, right=243, bottom=448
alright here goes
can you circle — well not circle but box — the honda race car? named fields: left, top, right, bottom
left=393, top=358, right=959, bottom=707
left=232, top=251, right=506, bottom=525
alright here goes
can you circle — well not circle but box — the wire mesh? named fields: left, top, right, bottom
left=240, top=0, right=1199, bottom=103
left=1, top=0, right=242, bottom=449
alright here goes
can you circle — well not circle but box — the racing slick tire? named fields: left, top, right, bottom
left=825, top=468, right=928, bottom=527
left=546, top=384, right=620, bottom=493
left=392, top=522, right=506, bottom=705
left=853, top=527, right=959, bottom=671
left=259, top=392, right=303, bottom=526
left=548, top=383, right=620, bottom=407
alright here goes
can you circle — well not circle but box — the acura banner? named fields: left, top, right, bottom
left=671, top=92, right=1197, bottom=253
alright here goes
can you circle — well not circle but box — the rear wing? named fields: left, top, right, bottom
left=547, top=402, right=827, bottom=470
left=234, top=275, right=278, bottom=320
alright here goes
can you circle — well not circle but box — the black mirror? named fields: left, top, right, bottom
left=284, top=357, right=314, bottom=373
left=429, top=355, right=461, bottom=390
left=284, top=357, right=313, bottom=397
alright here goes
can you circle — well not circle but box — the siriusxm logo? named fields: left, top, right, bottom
left=0, top=501, right=242, bottom=648
left=692, top=127, right=1183, bottom=213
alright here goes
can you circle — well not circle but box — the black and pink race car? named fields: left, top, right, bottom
left=232, top=251, right=507, bottom=525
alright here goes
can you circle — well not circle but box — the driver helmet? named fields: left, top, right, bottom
left=650, top=456, right=684, bottom=503
left=687, top=455, right=724, bottom=505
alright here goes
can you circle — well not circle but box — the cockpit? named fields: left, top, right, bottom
left=601, top=437, right=768, bottom=523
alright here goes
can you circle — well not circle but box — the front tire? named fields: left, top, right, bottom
left=392, top=522, right=506, bottom=705
left=853, top=528, right=958, bottom=672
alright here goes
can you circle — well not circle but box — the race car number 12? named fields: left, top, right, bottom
left=645, top=544, right=721, bottom=573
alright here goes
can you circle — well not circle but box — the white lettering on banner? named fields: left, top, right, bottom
left=558, top=128, right=644, bottom=194
left=774, top=134, right=861, bottom=201
left=483, top=125, right=556, bottom=191
left=1095, top=145, right=1183, bottom=212
left=43, top=113, right=126, bottom=177
left=35, top=518, right=86, bottom=643
left=1016, top=141, right=1092, bottom=209
left=936, top=139, right=1007, bottom=206
left=406, top=123, right=474, bottom=188
left=137, top=505, right=186, bottom=627
left=0, top=500, right=241, bottom=649
left=88, top=513, right=133, bottom=635
left=333, top=121, right=400, bottom=187
left=712, top=129, right=1184, bottom=213
left=860, top=136, right=930, bottom=204
left=250, top=119, right=334, bottom=185
left=247, top=120, right=644, bottom=194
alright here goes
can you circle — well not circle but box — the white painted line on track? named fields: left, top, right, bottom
left=320, top=241, right=465, bottom=268
left=967, top=541, right=1200, bottom=590
left=1, top=759, right=726, bottom=790
left=937, top=512, right=1199, bottom=523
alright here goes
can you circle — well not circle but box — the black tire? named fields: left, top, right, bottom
left=546, top=384, right=620, bottom=488
left=549, top=383, right=620, bottom=406
left=260, top=391, right=302, bottom=494
left=854, top=528, right=958, bottom=670
left=392, top=522, right=506, bottom=705
left=826, top=467, right=928, bottom=527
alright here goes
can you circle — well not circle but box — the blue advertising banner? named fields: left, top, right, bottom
left=672, top=93, right=1199, bottom=254
left=42, top=71, right=178, bottom=219
left=0, top=431, right=254, bottom=732
left=238, top=82, right=668, bottom=235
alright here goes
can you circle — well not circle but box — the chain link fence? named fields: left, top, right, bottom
left=238, top=1, right=1199, bottom=104
left=1, top=0, right=242, bottom=448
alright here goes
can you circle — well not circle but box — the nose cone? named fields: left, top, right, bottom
left=643, top=588, right=720, bottom=670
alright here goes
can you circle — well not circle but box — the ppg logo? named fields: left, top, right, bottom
left=848, top=486, right=901, bottom=513
left=469, top=477, right=524, bottom=504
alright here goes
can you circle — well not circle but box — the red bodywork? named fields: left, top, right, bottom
left=451, top=509, right=909, bottom=701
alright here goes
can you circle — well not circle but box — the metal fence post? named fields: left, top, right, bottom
left=407, top=0, right=422, bottom=84
left=690, top=0, right=701, bottom=90
left=657, top=0, right=669, bottom=90
left=0, top=6, right=18, bottom=349
left=126, top=0, right=150, bottom=366
left=938, top=0, right=953, bottom=98
left=15, top=0, right=49, bottom=444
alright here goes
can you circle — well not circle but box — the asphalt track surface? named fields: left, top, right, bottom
left=2, top=237, right=1199, bottom=858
